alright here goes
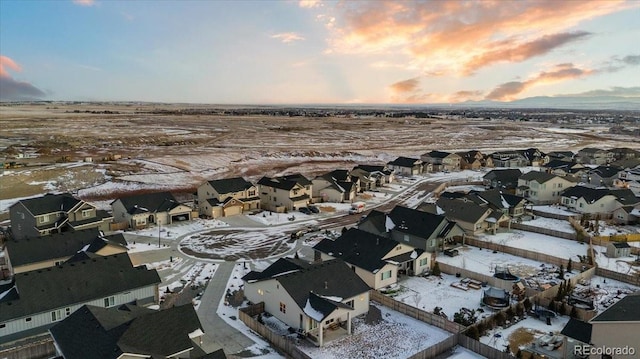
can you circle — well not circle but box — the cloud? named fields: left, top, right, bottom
left=389, top=77, right=420, bottom=94
left=486, top=63, right=592, bottom=101
left=299, top=0, right=321, bottom=8
left=271, top=32, right=305, bottom=43
left=557, top=86, right=640, bottom=98
left=72, top=0, right=96, bottom=6
left=0, top=55, right=46, bottom=101
left=309, top=0, right=635, bottom=76
left=621, top=55, right=640, bottom=65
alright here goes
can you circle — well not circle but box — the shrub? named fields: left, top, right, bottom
left=523, top=297, right=532, bottom=311
left=495, top=311, right=507, bottom=326
left=466, top=326, right=480, bottom=340
left=432, top=261, right=441, bottom=276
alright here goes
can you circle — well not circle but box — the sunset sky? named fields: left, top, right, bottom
left=1, top=0, right=639, bottom=104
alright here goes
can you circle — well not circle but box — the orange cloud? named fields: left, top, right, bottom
left=271, top=32, right=305, bottom=43
left=0, top=55, right=46, bottom=100
left=313, top=0, right=635, bottom=75
left=299, top=0, right=321, bottom=8
left=486, top=63, right=593, bottom=101
left=389, top=77, right=420, bottom=94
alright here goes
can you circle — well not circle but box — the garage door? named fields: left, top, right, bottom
left=224, top=205, right=242, bottom=216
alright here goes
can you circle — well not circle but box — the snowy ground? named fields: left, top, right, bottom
left=532, top=205, right=578, bottom=217
left=392, top=274, right=488, bottom=321
left=128, top=218, right=229, bottom=240
left=480, top=315, right=570, bottom=353
left=521, top=217, right=576, bottom=234
left=571, top=275, right=638, bottom=313
left=299, top=303, right=453, bottom=359
left=447, top=347, right=487, bottom=358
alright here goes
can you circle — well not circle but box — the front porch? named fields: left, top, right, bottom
left=305, top=322, right=350, bottom=346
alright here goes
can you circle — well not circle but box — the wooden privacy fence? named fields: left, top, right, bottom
left=595, top=267, right=640, bottom=286
left=0, top=337, right=56, bottom=359
left=510, top=222, right=577, bottom=240
left=407, top=336, right=458, bottom=359
left=238, top=303, right=312, bottom=359
left=532, top=209, right=580, bottom=220
left=457, top=334, right=514, bottom=359
left=593, top=233, right=640, bottom=242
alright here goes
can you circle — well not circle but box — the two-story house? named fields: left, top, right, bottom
left=312, top=170, right=357, bottom=203
left=491, top=151, right=529, bottom=167
left=257, top=173, right=312, bottom=212
left=420, top=151, right=461, bottom=172
left=576, top=147, right=614, bottom=165
left=560, top=186, right=639, bottom=216
left=9, top=193, right=113, bottom=240
left=197, top=177, right=260, bottom=218
left=242, top=258, right=370, bottom=347
left=483, top=169, right=523, bottom=192
left=387, top=157, right=424, bottom=176
left=516, top=171, right=576, bottom=204
left=583, top=165, right=623, bottom=187
left=111, top=191, right=193, bottom=230
left=431, top=197, right=510, bottom=235
left=0, top=253, right=160, bottom=344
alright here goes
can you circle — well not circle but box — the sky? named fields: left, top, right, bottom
left=0, top=0, right=639, bottom=104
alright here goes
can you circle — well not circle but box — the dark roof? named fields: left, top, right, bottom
left=578, top=147, right=606, bottom=154
left=436, top=197, right=491, bottom=224
left=0, top=253, right=161, bottom=322
left=358, top=209, right=387, bottom=234
left=589, top=165, right=623, bottom=179
left=277, top=259, right=370, bottom=310
left=324, top=169, right=351, bottom=182
left=469, top=189, right=526, bottom=209
left=13, top=193, right=82, bottom=216
left=519, top=171, right=559, bottom=184
left=561, top=186, right=639, bottom=205
left=387, top=156, right=421, bottom=168
left=313, top=228, right=397, bottom=272
left=207, top=177, right=254, bottom=194
left=385, top=248, right=425, bottom=263
left=305, top=292, right=353, bottom=322
left=338, top=181, right=355, bottom=193
left=242, top=257, right=308, bottom=282
left=591, top=292, right=640, bottom=322
left=561, top=318, right=592, bottom=343
left=115, top=191, right=182, bottom=214
left=387, top=206, right=450, bottom=239
left=611, top=242, right=631, bottom=249
left=4, top=228, right=109, bottom=267
left=543, top=159, right=575, bottom=169
left=50, top=304, right=203, bottom=359
left=353, top=164, right=387, bottom=174
left=424, top=150, right=451, bottom=159
left=258, top=174, right=310, bottom=191
left=547, top=151, right=574, bottom=159
left=483, top=169, right=522, bottom=184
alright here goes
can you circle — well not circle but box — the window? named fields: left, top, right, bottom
left=25, top=317, right=32, bottom=322
left=249, top=190, right=256, bottom=196
left=273, top=196, right=277, bottom=201
left=104, top=296, right=115, bottom=307
left=38, top=215, right=49, bottom=223
left=381, top=270, right=392, bottom=280
left=82, top=209, right=92, bottom=218
left=403, top=235, right=409, bottom=242
left=0, top=323, right=5, bottom=329
left=346, top=300, right=354, bottom=308
left=279, top=302, right=286, bottom=314
left=65, top=307, right=71, bottom=316
left=257, top=289, right=264, bottom=295
left=419, top=258, right=428, bottom=266
left=51, top=310, right=62, bottom=322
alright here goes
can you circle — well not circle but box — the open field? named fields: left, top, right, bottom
left=2, top=103, right=639, bottom=212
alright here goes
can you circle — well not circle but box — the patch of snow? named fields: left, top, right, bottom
left=303, top=299, right=325, bottom=321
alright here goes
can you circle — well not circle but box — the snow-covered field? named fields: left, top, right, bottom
left=480, top=315, right=570, bottom=353
left=521, top=217, right=576, bottom=234
left=300, top=304, right=453, bottom=359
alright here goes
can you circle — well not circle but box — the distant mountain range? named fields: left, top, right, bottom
left=457, top=96, right=640, bottom=110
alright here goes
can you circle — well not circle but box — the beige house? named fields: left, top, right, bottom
left=243, top=258, right=370, bottom=347
left=111, top=191, right=193, bottom=230
left=589, top=292, right=640, bottom=358
left=516, top=171, right=576, bottom=204
left=9, top=193, right=113, bottom=240
left=560, top=186, right=639, bottom=216
left=432, top=197, right=510, bottom=235
left=312, top=170, right=357, bottom=203
left=314, top=228, right=432, bottom=289
left=257, top=174, right=312, bottom=212
left=197, top=177, right=260, bottom=218
left=421, top=151, right=461, bottom=172
left=4, top=228, right=127, bottom=274
left=387, top=157, right=423, bottom=175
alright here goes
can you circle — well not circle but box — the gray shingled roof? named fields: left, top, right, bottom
left=258, top=173, right=310, bottom=191
left=50, top=304, right=204, bottom=359
left=519, top=170, right=559, bottom=184
left=242, top=257, right=308, bottom=282
left=436, top=197, right=491, bottom=224
left=0, top=253, right=160, bottom=322
left=313, top=229, right=396, bottom=272
left=13, top=193, right=82, bottom=216
left=115, top=191, right=182, bottom=214
left=591, top=292, right=640, bottom=322
left=207, top=177, right=254, bottom=194
left=562, top=186, right=639, bottom=205
left=560, top=318, right=592, bottom=344
left=483, top=169, right=522, bottom=187
left=387, top=206, right=451, bottom=239
left=388, top=156, right=421, bottom=168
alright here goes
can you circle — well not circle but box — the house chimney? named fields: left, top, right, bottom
left=324, top=281, right=328, bottom=289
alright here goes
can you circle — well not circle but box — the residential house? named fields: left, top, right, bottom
left=490, top=151, right=529, bottom=167
left=589, top=292, right=640, bottom=357
left=257, top=174, right=312, bottom=212
left=606, top=242, right=631, bottom=258
left=197, top=177, right=260, bottom=218
left=312, top=170, right=357, bottom=203
left=242, top=259, right=370, bottom=347
left=4, top=228, right=127, bottom=274
left=466, top=189, right=528, bottom=219
left=352, top=165, right=394, bottom=187
left=583, top=165, right=623, bottom=187
left=111, top=191, right=193, bottom=230
left=420, top=151, right=461, bottom=172
left=560, top=186, right=639, bottom=216
left=456, top=150, right=492, bottom=170
left=559, top=318, right=592, bottom=359
left=520, top=148, right=548, bottom=166
left=612, top=205, right=640, bottom=225
left=9, top=193, right=113, bottom=240
left=483, top=169, right=522, bottom=192
left=516, top=171, right=576, bottom=204
left=359, top=206, right=465, bottom=253
left=575, top=147, right=614, bottom=165
left=314, top=228, right=431, bottom=289
left=49, top=304, right=223, bottom=359
left=0, top=253, right=160, bottom=344
left=547, top=151, right=575, bottom=162
left=432, top=197, right=510, bottom=235
left=542, top=159, right=587, bottom=179
left=610, top=147, right=640, bottom=161
left=387, top=157, right=424, bottom=176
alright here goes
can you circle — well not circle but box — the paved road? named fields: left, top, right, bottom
left=196, top=261, right=254, bottom=355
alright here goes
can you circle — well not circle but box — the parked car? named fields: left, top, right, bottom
left=299, top=207, right=312, bottom=215
left=307, top=205, right=320, bottom=214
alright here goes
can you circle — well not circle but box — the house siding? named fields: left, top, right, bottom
left=9, top=203, right=39, bottom=240
left=0, top=285, right=157, bottom=344
left=590, top=322, right=640, bottom=358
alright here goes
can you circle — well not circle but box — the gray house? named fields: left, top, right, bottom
left=111, top=191, right=193, bottom=230
left=387, top=157, right=423, bottom=176
left=9, top=193, right=113, bottom=240
left=0, top=253, right=160, bottom=344
left=483, top=169, right=523, bottom=192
